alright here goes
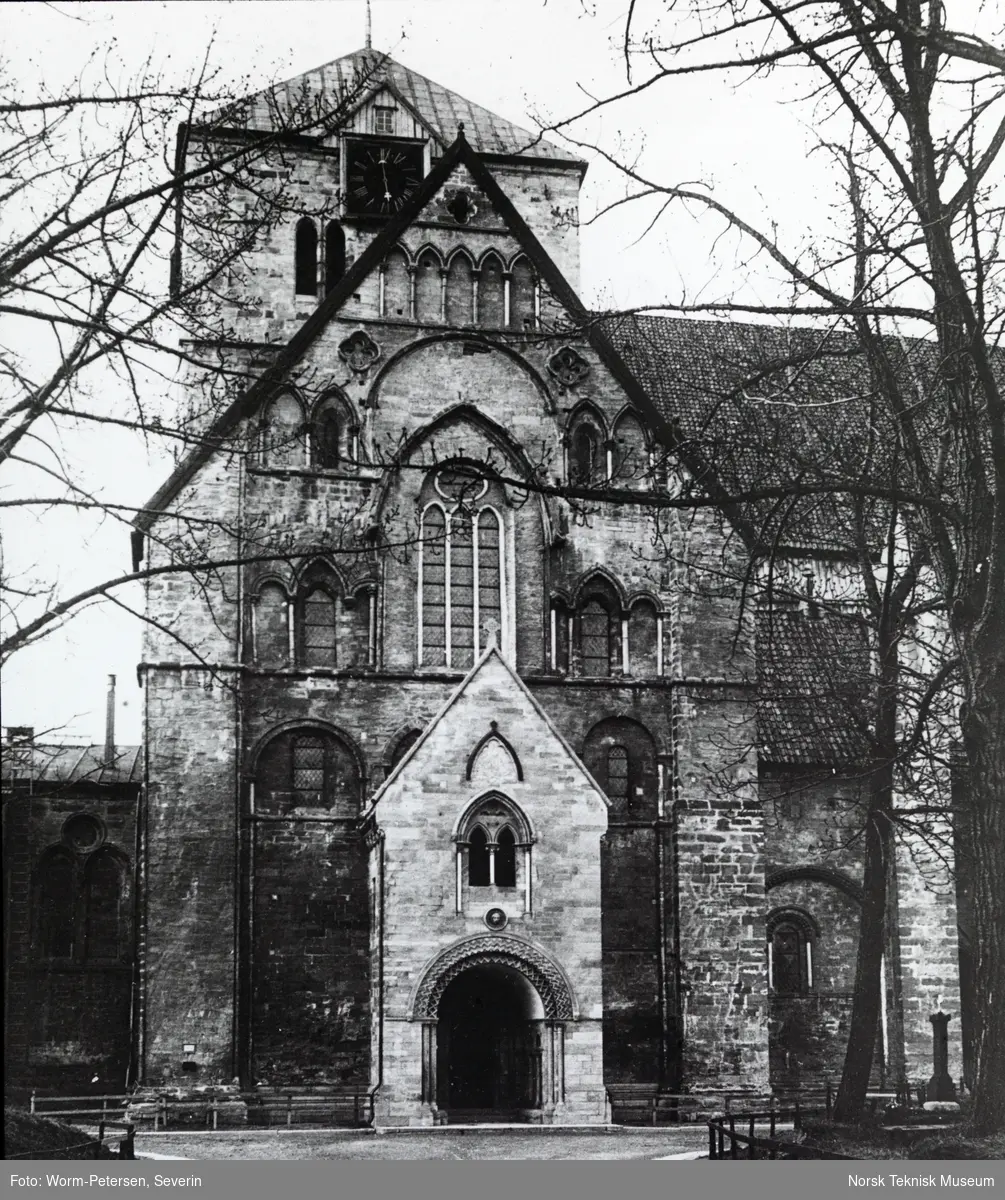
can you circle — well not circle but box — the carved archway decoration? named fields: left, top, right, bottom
left=412, top=934, right=575, bottom=1020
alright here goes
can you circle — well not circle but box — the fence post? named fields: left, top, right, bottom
left=770, top=1107, right=776, bottom=1139
left=795, top=1098, right=801, bottom=1131
left=286, top=1092, right=293, bottom=1127
left=708, top=1122, right=716, bottom=1159
left=354, top=1093, right=360, bottom=1127
left=728, top=1114, right=737, bottom=1159
left=30, top=1091, right=36, bottom=1116
left=212, top=1096, right=219, bottom=1131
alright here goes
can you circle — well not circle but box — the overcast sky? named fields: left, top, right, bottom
left=3, top=0, right=830, bottom=744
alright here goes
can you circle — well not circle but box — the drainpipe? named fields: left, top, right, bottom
left=378, top=829, right=386, bottom=1088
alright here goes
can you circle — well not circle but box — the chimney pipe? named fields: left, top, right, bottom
left=104, top=674, right=116, bottom=765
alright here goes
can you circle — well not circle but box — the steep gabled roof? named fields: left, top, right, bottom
left=602, top=313, right=954, bottom=555
left=367, top=643, right=609, bottom=813
left=213, top=48, right=575, bottom=163
left=134, top=132, right=684, bottom=541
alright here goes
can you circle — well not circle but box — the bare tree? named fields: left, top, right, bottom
left=0, top=43, right=384, bottom=665
left=533, top=0, right=1005, bottom=1131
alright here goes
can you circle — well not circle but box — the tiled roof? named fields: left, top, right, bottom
left=757, top=608, right=873, bottom=765
left=221, top=49, right=571, bottom=162
left=1, top=743, right=142, bottom=787
left=601, top=314, right=940, bottom=553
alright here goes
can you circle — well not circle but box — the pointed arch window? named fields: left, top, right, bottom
left=295, top=218, right=318, bottom=297
left=509, top=256, right=536, bottom=330
left=495, top=826, right=517, bottom=888
left=418, top=471, right=508, bottom=669
left=324, top=222, right=345, bottom=295
left=254, top=583, right=290, bottom=667
left=415, top=249, right=442, bottom=323
left=468, top=826, right=491, bottom=886
left=613, top=411, right=649, bottom=488
left=478, top=253, right=505, bottom=327
left=580, top=599, right=613, bottom=676
left=35, top=849, right=74, bottom=958
left=301, top=587, right=337, bottom=667
left=629, top=599, right=661, bottom=677
left=570, top=423, right=602, bottom=485
left=382, top=247, right=411, bottom=319
left=260, top=392, right=306, bottom=469
left=445, top=252, right=474, bottom=325
left=313, top=408, right=341, bottom=468
left=83, top=850, right=122, bottom=960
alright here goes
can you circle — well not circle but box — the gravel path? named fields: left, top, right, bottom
left=133, top=1126, right=709, bottom=1160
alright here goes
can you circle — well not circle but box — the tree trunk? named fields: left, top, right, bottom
left=962, top=680, right=1005, bottom=1135
left=833, top=800, right=892, bottom=1122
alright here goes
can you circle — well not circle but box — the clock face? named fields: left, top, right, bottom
left=345, top=141, right=423, bottom=217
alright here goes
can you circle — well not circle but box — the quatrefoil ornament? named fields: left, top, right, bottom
left=338, top=330, right=381, bottom=375
left=547, top=346, right=590, bottom=389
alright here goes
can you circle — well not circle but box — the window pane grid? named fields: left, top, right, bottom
left=422, top=507, right=447, bottom=665
left=293, top=738, right=326, bottom=802
left=303, top=590, right=336, bottom=667
left=477, top=510, right=502, bottom=650
left=607, top=745, right=629, bottom=809
left=581, top=600, right=611, bottom=675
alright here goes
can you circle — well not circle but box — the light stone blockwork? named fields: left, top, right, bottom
left=110, top=46, right=968, bottom=1118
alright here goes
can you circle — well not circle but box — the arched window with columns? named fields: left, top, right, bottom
left=455, top=793, right=533, bottom=914
left=477, top=252, right=505, bottom=327
left=445, top=250, right=474, bottom=325
left=381, top=246, right=411, bottom=319
left=509, top=255, right=536, bottom=329
left=414, top=248, right=443, bottom=323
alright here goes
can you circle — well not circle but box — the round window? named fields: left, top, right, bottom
left=62, top=813, right=104, bottom=852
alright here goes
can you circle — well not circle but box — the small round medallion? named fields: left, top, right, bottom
left=484, top=907, right=508, bottom=931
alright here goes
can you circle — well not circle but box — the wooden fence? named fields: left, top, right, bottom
left=29, top=1088, right=375, bottom=1131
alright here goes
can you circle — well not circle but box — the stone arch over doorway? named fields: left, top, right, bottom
left=411, top=934, right=576, bottom=1021
left=411, top=935, right=576, bottom=1121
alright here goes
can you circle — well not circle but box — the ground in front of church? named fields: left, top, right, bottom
left=133, top=1126, right=710, bottom=1160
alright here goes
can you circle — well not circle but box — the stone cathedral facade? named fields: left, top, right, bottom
left=5, top=48, right=967, bottom=1121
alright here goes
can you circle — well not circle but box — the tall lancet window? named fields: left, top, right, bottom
left=418, top=466, right=508, bottom=669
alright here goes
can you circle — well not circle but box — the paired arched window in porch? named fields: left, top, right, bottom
left=454, top=794, right=533, bottom=914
